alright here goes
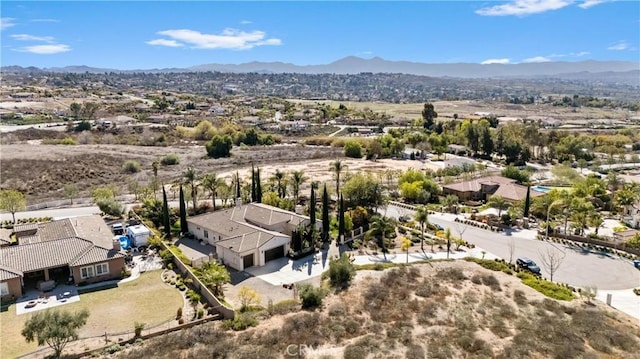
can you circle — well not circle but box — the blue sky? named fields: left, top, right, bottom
left=1, top=1, right=638, bottom=69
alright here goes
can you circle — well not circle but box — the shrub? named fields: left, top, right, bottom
left=60, top=137, right=78, bottom=145
left=328, top=254, right=356, bottom=289
left=103, top=344, right=122, bottom=355
left=298, top=284, right=326, bottom=309
left=222, top=312, right=258, bottom=331
left=197, top=309, right=204, bottom=319
left=176, top=307, right=182, bottom=320
left=518, top=272, right=575, bottom=301
left=205, top=134, right=233, bottom=158
left=513, top=289, right=528, bottom=306
left=96, top=198, right=124, bottom=217
left=122, top=160, right=141, bottom=173
left=344, top=140, right=363, bottom=158
left=134, top=322, right=145, bottom=338
left=160, top=153, right=180, bottom=165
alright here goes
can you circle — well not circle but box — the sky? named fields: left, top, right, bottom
left=1, top=1, right=639, bottom=69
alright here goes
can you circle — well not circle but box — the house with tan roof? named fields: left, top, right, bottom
left=187, top=201, right=320, bottom=271
left=0, top=215, right=125, bottom=301
left=442, top=176, right=546, bottom=203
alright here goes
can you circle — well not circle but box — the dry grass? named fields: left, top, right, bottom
left=0, top=270, right=183, bottom=358
left=110, top=261, right=640, bottom=359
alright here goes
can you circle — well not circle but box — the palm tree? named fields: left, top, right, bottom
left=440, top=194, right=459, bottom=213
left=414, top=205, right=429, bottom=252
left=606, top=172, right=623, bottom=211
left=588, top=212, right=604, bottom=236
left=487, top=195, right=508, bottom=218
left=271, top=169, right=287, bottom=198
left=615, top=188, right=637, bottom=216
left=182, top=166, right=199, bottom=210
left=365, top=215, right=395, bottom=261
left=202, top=172, right=224, bottom=211
left=330, top=160, right=347, bottom=195
left=290, top=170, right=308, bottom=204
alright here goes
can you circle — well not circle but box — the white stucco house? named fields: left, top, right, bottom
left=187, top=201, right=321, bottom=271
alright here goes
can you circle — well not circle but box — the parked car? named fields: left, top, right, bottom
left=434, top=224, right=444, bottom=230
left=516, top=257, right=541, bottom=274
left=398, top=215, right=411, bottom=223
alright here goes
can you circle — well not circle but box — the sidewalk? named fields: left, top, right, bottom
left=596, top=289, right=640, bottom=322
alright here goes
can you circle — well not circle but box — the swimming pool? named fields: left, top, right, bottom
left=532, top=185, right=552, bottom=193
left=118, top=235, right=131, bottom=250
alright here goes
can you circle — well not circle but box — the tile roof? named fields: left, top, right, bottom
left=493, top=183, right=546, bottom=202
left=0, top=237, right=123, bottom=273
left=0, top=265, right=22, bottom=281
left=216, top=231, right=279, bottom=253
left=188, top=202, right=315, bottom=254
left=15, top=219, right=76, bottom=244
left=0, top=228, right=13, bottom=245
left=70, top=215, right=114, bottom=249
left=70, top=246, right=124, bottom=266
left=442, top=176, right=517, bottom=193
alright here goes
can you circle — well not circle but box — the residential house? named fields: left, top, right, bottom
left=0, top=215, right=125, bottom=301
left=187, top=201, right=321, bottom=271
left=442, top=176, right=546, bottom=203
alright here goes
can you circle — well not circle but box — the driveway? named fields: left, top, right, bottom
left=385, top=204, right=640, bottom=290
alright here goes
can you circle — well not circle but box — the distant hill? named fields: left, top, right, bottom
left=2, top=56, right=639, bottom=80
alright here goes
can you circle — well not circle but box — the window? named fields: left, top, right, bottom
left=95, top=263, right=109, bottom=276
left=80, top=266, right=94, bottom=279
left=0, top=282, right=8, bottom=296
left=204, top=230, right=209, bottom=239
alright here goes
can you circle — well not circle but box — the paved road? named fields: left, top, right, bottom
left=385, top=204, right=640, bottom=290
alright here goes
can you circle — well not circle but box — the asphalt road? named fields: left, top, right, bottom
left=385, top=204, right=640, bottom=290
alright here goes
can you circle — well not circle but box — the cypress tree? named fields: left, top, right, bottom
left=338, top=194, right=345, bottom=243
left=179, top=185, right=188, bottom=234
left=162, top=185, right=171, bottom=238
left=309, top=186, right=316, bottom=247
left=256, top=168, right=262, bottom=203
left=322, top=184, right=330, bottom=243
left=251, top=163, right=256, bottom=203
left=235, top=171, right=241, bottom=199
left=523, top=185, right=531, bottom=218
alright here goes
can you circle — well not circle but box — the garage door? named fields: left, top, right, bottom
left=264, top=245, right=285, bottom=262
left=243, top=254, right=254, bottom=269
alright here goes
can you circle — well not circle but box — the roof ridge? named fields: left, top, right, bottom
left=68, top=239, right=97, bottom=265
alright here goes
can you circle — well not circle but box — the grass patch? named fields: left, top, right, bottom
left=464, top=257, right=513, bottom=275
left=0, top=271, right=183, bottom=359
left=517, top=272, right=576, bottom=301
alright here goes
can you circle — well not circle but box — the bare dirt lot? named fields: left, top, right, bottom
left=0, top=141, right=432, bottom=203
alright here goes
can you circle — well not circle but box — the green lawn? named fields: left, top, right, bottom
left=1, top=270, right=183, bottom=358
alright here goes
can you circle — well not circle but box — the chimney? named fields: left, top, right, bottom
left=112, top=237, right=121, bottom=251
left=236, top=197, right=242, bottom=208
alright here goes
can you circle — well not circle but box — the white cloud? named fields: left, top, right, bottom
left=573, top=51, right=590, bottom=56
left=578, top=0, right=615, bottom=9
left=240, top=20, right=252, bottom=25
left=152, top=28, right=282, bottom=50
left=481, top=58, right=511, bottom=64
left=30, top=18, right=60, bottom=23
left=1, top=17, right=16, bottom=30
left=476, top=0, right=573, bottom=16
left=608, top=41, right=628, bottom=50
left=523, top=56, right=552, bottom=63
left=15, top=44, right=71, bottom=54
left=11, top=34, right=55, bottom=42
left=146, top=39, right=184, bottom=47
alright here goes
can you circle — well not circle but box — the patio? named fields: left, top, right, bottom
left=15, top=284, right=80, bottom=315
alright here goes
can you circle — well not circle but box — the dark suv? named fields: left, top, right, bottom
left=516, top=257, right=541, bottom=274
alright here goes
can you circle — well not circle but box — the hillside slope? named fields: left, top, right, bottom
left=111, top=261, right=640, bottom=359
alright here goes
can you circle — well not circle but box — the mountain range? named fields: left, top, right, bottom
left=2, top=56, right=639, bottom=80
